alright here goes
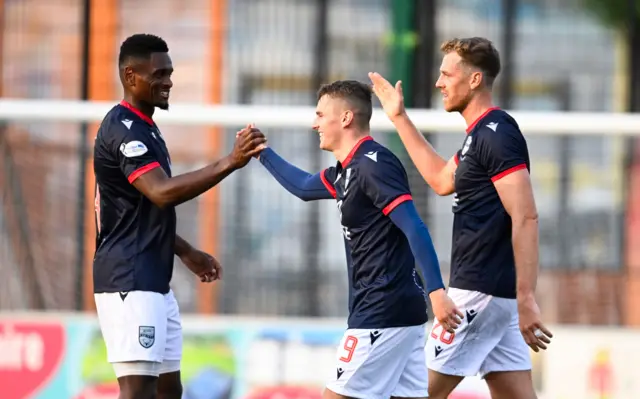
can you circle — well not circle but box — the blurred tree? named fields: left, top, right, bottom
left=582, top=0, right=639, bottom=29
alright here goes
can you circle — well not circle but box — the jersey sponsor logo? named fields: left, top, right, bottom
left=138, top=326, right=155, bottom=348
left=120, top=140, right=148, bottom=158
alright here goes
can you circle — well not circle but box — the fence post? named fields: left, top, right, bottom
left=410, top=0, right=436, bottom=226
left=303, top=0, right=329, bottom=317
left=75, top=0, right=91, bottom=311
left=500, top=0, right=517, bottom=108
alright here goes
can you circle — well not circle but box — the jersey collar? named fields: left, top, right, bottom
left=120, top=100, right=154, bottom=126
left=465, top=106, right=500, bottom=134
left=341, top=135, right=373, bottom=167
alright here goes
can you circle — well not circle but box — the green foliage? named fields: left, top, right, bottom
left=582, top=0, right=640, bottom=29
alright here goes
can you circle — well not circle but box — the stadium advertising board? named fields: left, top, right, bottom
left=1, top=315, right=638, bottom=398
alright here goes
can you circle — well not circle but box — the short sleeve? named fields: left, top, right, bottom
left=107, top=120, right=162, bottom=183
left=358, top=150, right=412, bottom=215
left=477, top=124, right=528, bottom=182
left=320, top=166, right=338, bottom=198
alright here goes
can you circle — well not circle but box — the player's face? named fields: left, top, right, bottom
left=130, top=52, right=174, bottom=110
left=435, top=52, right=477, bottom=113
left=313, top=95, right=348, bottom=151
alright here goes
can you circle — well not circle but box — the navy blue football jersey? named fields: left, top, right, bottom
left=450, top=108, right=530, bottom=298
left=93, top=101, right=176, bottom=294
left=320, top=136, right=428, bottom=329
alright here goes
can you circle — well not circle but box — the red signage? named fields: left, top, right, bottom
left=0, top=321, right=66, bottom=399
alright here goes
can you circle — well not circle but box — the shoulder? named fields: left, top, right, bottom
left=474, top=111, right=525, bottom=147
left=357, top=141, right=406, bottom=177
left=96, top=106, right=154, bottom=161
left=360, top=141, right=402, bottom=166
left=98, top=106, right=152, bottom=150
left=99, top=105, right=147, bottom=141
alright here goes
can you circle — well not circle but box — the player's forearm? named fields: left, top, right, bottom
left=154, top=155, right=238, bottom=208
left=390, top=112, right=449, bottom=192
left=174, top=234, right=194, bottom=257
left=512, top=215, right=539, bottom=297
left=259, top=148, right=333, bottom=201
left=389, top=201, right=445, bottom=293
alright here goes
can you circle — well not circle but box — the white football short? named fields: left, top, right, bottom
left=325, top=323, right=428, bottom=399
left=94, top=289, right=182, bottom=377
left=426, top=287, right=532, bottom=378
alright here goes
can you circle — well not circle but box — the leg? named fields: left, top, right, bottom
left=325, top=325, right=422, bottom=399
left=157, top=370, right=182, bottom=399
left=391, top=325, right=429, bottom=399
left=425, top=369, right=463, bottom=399
left=426, top=288, right=513, bottom=399
left=322, top=387, right=355, bottom=399
left=479, top=301, right=535, bottom=399
left=484, top=371, right=536, bottom=399
left=94, top=291, right=167, bottom=399
left=113, top=362, right=161, bottom=399
left=157, top=290, right=183, bottom=399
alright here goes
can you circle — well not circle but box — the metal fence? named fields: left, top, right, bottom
left=0, top=0, right=638, bottom=326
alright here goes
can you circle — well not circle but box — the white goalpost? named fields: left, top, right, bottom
left=1, top=98, right=640, bottom=135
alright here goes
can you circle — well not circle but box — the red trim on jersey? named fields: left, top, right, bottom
left=466, top=107, right=500, bottom=134
left=342, top=136, right=373, bottom=167
left=491, top=163, right=527, bottom=182
left=382, top=194, right=413, bottom=216
left=320, top=169, right=337, bottom=198
left=454, top=153, right=459, bottom=165
left=128, top=162, right=161, bottom=183
left=120, top=100, right=154, bottom=126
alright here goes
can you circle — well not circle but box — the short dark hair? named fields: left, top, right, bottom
left=118, top=34, right=169, bottom=67
left=440, top=37, right=501, bottom=87
left=316, top=80, right=372, bottom=129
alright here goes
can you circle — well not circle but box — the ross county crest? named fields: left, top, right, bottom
left=139, top=326, right=155, bottom=348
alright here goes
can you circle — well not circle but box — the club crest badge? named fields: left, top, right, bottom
left=139, top=326, right=155, bottom=348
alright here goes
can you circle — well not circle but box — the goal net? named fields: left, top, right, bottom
left=0, top=98, right=638, bottom=324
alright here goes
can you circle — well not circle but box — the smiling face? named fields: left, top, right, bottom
left=313, top=94, right=350, bottom=151
left=124, top=52, right=173, bottom=110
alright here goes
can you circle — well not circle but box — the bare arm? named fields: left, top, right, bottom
left=132, top=155, right=238, bottom=209
left=368, top=72, right=455, bottom=195
left=131, top=126, right=265, bottom=209
left=174, top=233, right=195, bottom=257
left=494, top=169, right=539, bottom=297
left=390, top=113, right=457, bottom=196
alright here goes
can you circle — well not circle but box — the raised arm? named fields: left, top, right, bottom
left=369, top=72, right=456, bottom=196
left=258, top=147, right=335, bottom=201
left=120, top=125, right=265, bottom=209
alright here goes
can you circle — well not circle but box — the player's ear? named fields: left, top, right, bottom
left=469, top=70, right=483, bottom=90
left=122, top=66, right=136, bottom=87
left=341, top=110, right=354, bottom=128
